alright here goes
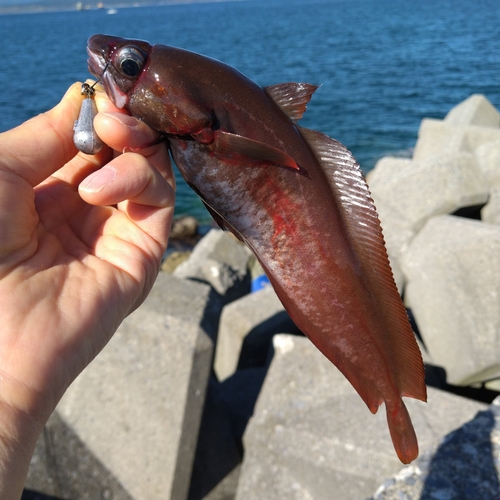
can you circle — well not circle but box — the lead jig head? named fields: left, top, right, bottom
left=73, top=81, right=104, bottom=155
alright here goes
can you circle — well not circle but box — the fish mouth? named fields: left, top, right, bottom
left=87, top=45, right=128, bottom=109
left=86, top=46, right=104, bottom=79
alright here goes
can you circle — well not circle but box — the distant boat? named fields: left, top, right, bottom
left=106, top=8, right=118, bottom=14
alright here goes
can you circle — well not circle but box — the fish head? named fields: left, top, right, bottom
left=87, top=34, right=212, bottom=136
left=87, top=34, right=152, bottom=109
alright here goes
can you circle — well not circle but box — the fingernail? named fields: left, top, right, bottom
left=80, top=166, right=116, bottom=193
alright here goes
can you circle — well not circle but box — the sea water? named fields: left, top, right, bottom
left=1, top=0, right=499, bottom=220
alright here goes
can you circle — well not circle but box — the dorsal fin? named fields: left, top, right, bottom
left=264, top=83, right=319, bottom=122
left=299, top=126, right=427, bottom=404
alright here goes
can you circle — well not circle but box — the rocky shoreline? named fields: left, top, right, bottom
left=24, top=94, right=500, bottom=499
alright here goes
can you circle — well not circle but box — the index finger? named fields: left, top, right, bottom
left=0, top=83, right=84, bottom=187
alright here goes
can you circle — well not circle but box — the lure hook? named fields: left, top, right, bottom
left=81, top=81, right=98, bottom=98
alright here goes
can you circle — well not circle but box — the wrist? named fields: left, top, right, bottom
left=0, top=374, right=56, bottom=499
left=0, top=396, right=47, bottom=499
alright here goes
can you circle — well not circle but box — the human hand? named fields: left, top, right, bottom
left=0, top=83, right=175, bottom=498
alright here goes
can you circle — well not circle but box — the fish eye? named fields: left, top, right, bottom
left=114, top=46, right=146, bottom=78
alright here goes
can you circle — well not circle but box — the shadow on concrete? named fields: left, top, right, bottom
left=402, top=301, right=500, bottom=498
left=188, top=307, right=303, bottom=499
left=424, top=363, right=499, bottom=404
left=188, top=367, right=269, bottom=500
left=451, top=203, right=486, bottom=220
left=21, top=490, right=67, bottom=500
left=406, top=306, right=499, bottom=404
left=237, top=310, right=302, bottom=372
left=420, top=408, right=500, bottom=499
left=199, top=287, right=226, bottom=345
left=24, top=411, right=133, bottom=500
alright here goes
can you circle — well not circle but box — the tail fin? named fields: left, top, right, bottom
left=386, top=400, right=419, bottom=464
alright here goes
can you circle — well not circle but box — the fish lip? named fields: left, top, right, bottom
left=87, top=46, right=104, bottom=78
left=86, top=46, right=128, bottom=109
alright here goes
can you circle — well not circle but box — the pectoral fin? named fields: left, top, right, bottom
left=210, top=130, right=300, bottom=171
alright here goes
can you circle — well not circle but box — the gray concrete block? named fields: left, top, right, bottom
left=370, top=396, right=500, bottom=500
left=187, top=376, right=242, bottom=500
left=413, top=120, right=500, bottom=162
left=475, top=138, right=500, bottom=186
left=188, top=367, right=268, bottom=500
left=444, top=94, right=500, bottom=128
left=412, top=119, right=466, bottom=161
left=482, top=187, right=500, bottom=225
left=401, top=215, right=500, bottom=385
left=369, top=152, right=487, bottom=282
left=366, top=156, right=417, bottom=291
left=214, top=286, right=299, bottom=381
left=464, top=124, right=500, bottom=153
left=48, top=272, right=216, bottom=500
left=174, top=229, right=252, bottom=300
left=366, top=157, right=414, bottom=191
left=235, top=335, right=486, bottom=500
left=25, top=411, right=133, bottom=499
left=486, top=379, right=500, bottom=392
left=25, top=424, right=57, bottom=496
left=376, top=152, right=486, bottom=232
left=413, top=96, right=500, bottom=162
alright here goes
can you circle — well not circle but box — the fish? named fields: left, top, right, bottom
left=87, top=34, right=427, bottom=464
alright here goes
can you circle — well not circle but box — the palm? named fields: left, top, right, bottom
left=0, top=83, right=174, bottom=419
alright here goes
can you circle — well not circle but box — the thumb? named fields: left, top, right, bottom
left=0, top=83, right=84, bottom=188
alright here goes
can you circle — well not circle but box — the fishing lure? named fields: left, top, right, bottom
left=73, top=81, right=103, bottom=155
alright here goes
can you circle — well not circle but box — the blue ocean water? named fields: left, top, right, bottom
left=1, top=0, right=499, bottom=221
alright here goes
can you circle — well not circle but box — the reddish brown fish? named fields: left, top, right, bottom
left=87, top=34, right=426, bottom=463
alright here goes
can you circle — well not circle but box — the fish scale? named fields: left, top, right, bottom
left=87, top=34, right=427, bottom=464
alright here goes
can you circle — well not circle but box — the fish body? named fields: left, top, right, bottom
left=87, top=34, right=426, bottom=463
